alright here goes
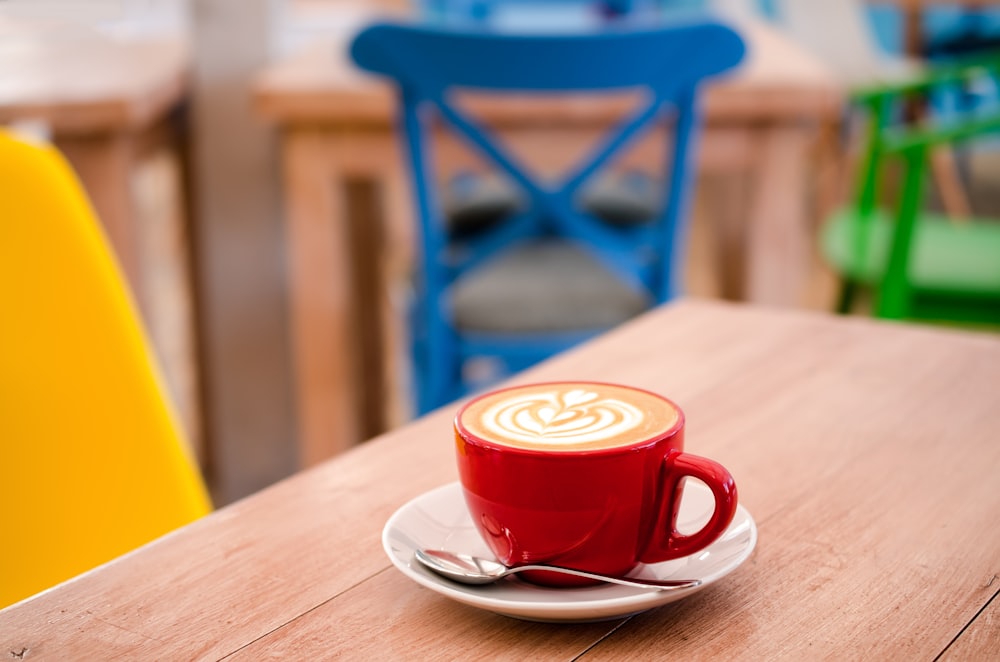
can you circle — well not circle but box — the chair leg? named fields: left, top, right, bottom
left=414, top=342, right=462, bottom=415
left=836, top=279, right=857, bottom=315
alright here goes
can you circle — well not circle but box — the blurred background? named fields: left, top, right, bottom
left=4, top=0, right=999, bottom=506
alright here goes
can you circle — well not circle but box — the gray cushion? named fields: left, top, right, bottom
left=443, top=174, right=523, bottom=238
left=450, top=242, right=651, bottom=333
left=579, top=172, right=660, bottom=226
left=442, top=171, right=659, bottom=237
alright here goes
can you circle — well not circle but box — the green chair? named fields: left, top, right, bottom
left=821, top=57, right=1000, bottom=326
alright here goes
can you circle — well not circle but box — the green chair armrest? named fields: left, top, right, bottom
left=883, top=113, right=1000, bottom=153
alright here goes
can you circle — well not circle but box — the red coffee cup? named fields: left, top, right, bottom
left=454, top=381, right=737, bottom=587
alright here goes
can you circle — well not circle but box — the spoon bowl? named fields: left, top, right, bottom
left=415, top=549, right=702, bottom=591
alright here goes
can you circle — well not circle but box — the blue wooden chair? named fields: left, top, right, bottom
left=351, top=20, right=744, bottom=413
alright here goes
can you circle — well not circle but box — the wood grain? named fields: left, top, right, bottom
left=224, top=569, right=626, bottom=660
left=939, top=591, right=1000, bottom=661
left=4, top=300, right=995, bottom=658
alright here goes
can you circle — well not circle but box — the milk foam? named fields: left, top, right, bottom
left=461, top=383, right=679, bottom=451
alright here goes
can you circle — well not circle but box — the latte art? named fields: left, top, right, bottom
left=460, top=382, right=680, bottom=451
left=483, top=389, right=643, bottom=446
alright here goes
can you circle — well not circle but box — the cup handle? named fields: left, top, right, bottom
left=640, top=451, right=738, bottom=563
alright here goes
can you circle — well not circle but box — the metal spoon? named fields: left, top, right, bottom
left=415, top=549, right=702, bottom=591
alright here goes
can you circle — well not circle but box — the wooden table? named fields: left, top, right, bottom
left=254, top=14, right=845, bottom=465
left=0, top=17, right=204, bottom=456
left=3, top=299, right=997, bottom=659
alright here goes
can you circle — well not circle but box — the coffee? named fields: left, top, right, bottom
left=458, top=382, right=680, bottom=452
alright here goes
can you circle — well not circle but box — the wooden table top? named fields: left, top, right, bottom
left=253, top=15, right=843, bottom=126
left=0, top=17, right=188, bottom=133
left=2, top=300, right=998, bottom=658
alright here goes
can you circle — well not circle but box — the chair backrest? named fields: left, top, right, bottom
left=852, top=57, right=1000, bottom=223
left=351, top=19, right=743, bottom=296
left=0, top=130, right=211, bottom=609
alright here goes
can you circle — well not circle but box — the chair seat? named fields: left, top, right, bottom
left=450, top=242, right=651, bottom=333
left=822, top=208, right=1000, bottom=297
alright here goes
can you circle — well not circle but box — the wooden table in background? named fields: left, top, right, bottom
left=254, top=15, right=844, bottom=465
left=2, top=299, right=998, bottom=659
left=0, top=18, right=205, bottom=459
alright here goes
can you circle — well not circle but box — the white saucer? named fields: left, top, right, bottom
left=381, top=481, right=757, bottom=622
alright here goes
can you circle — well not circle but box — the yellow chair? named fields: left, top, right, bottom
left=0, top=129, right=211, bottom=609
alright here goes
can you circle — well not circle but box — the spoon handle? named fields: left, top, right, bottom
left=510, top=565, right=701, bottom=591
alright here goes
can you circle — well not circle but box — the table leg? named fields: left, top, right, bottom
left=282, top=129, right=361, bottom=465
left=343, top=176, right=388, bottom=441
left=699, top=172, right=749, bottom=301
left=56, top=131, right=144, bottom=313
left=744, top=123, right=814, bottom=306
left=901, top=1, right=924, bottom=59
